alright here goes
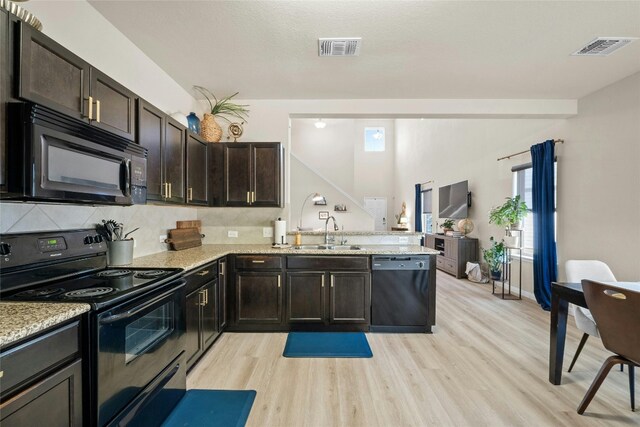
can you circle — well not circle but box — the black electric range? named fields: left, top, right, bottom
left=0, top=229, right=182, bottom=310
left=0, top=229, right=187, bottom=427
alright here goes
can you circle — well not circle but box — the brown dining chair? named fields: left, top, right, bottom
left=578, top=280, right=639, bottom=414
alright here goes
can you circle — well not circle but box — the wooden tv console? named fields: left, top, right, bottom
left=424, top=234, right=479, bottom=279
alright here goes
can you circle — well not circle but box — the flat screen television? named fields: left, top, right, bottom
left=438, top=180, right=469, bottom=219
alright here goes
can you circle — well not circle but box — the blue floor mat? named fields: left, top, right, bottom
left=162, top=389, right=256, bottom=427
left=283, top=332, right=373, bottom=358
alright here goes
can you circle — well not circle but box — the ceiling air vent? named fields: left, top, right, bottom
left=318, top=38, right=361, bottom=57
left=572, top=37, right=638, bottom=56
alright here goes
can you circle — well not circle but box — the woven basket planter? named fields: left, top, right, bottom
left=201, top=113, right=223, bottom=142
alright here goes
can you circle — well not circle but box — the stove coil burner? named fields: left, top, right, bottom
left=17, top=288, right=65, bottom=297
left=65, top=287, right=114, bottom=298
left=95, top=270, right=132, bottom=278
left=134, top=270, right=168, bottom=279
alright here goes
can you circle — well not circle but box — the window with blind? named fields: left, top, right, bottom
left=512, top=162, right=557, bottom=258
left=421, top=188, right=433, bottom=234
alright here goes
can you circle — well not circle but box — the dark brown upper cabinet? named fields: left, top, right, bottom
left=89, top=68, right=136, bottom=140
left=137, top=99, right=185, bottom=204
left=17, top=22, right=136, bottom=141
left=164, top=117, right=186, bottom=204
left=185, top=133, right=208, bottom=206
left=210, top=142, right=283, bottom=207
left=1, top=8, right=9, bottom=193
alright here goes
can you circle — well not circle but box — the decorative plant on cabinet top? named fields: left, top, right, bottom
left=193, top=86, right=250, bottom=143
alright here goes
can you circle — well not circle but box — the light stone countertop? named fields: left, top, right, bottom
left=131, top=244, right=439, bottom=271
left=0, top=302, right=91, bottom=348
left=289, top=231, right=423, bottom=236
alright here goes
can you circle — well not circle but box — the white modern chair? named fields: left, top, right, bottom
left=565, top=260, right=616, bottom=372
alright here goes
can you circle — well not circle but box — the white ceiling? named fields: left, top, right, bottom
left=89, top=1, right=640, bottom=100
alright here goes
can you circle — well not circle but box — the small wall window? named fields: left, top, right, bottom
left=364, top=127, right=385, bottom=152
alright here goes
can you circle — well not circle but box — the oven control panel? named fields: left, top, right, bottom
left=38, top=237, right=68, bottom=252
left=0, top=229, right=107, bottom=270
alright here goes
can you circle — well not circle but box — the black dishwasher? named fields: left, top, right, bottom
left=371, top=255, right=436, bottom=333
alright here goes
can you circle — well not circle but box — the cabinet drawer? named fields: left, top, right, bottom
left=235, top=255, right=282, bottom=270
left=0, top=321, right=80, bottom=399
left=436, top=256, right=456, bottom=274
left=287, top=256, right=369, bottom=271
left=185, top=261, right=218, bottom=293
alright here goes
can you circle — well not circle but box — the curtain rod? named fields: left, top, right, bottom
left=497, top=139, right=564, bottom=161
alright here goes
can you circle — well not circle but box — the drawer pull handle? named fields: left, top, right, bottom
left=252, top=260, right=265, bottom=264
left=196, top=270, right=210, bottom=276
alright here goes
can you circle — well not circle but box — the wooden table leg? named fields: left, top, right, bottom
left=549, top=292, right=568, bottom=384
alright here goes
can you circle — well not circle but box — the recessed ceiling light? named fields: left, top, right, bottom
left=572, top=37, right=638, bottom=56
left=314, top=119, right=327, bottom=129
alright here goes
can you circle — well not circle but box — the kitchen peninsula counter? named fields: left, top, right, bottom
left=131, top=244, right=439, bottom=271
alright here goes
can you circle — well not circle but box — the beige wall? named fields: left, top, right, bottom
left=556, top=72, right=640, bottom=282
left=290, top=119, right=395, bottom=230
left=394, top=71, right=640, bottom=295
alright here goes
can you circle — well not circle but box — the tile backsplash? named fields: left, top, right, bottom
left=0, top=202, right=198, bottom=258
left=0, top=202, right=288, bottom=258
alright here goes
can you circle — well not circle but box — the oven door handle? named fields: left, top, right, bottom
left=99, top=281, right=184, bottom=325
left=121, top=158, right=132, bottom=197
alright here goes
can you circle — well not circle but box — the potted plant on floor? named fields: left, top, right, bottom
left=482, top=237, right=506, bottom=280
left=489, top=195, right=528, bottom=247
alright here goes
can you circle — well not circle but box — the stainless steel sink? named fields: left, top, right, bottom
left=293, top=245, right=363, bottom=251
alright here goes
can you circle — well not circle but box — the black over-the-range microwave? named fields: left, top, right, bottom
left=6, top=102, right=147, bottom=205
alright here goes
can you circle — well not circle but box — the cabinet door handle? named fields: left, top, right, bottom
left=246, top=191, right=250, bottom=204
left=252, top=260, right=265, bottom=264
left=187, top=187, right=193, bottom=202
left=252, top=191, right=256, bottom=203
left=196, top=270, right=209, bottom=276
left=331, top=276, right=334, bottom=288
left=198, top=290, right=205, bottom=306
left=86, top=96, right=93, bottom=120
left=168, top=183, right=172, bottom=199
left=321, top=276, right=325, bottom=288
left=277, top=276, right=281, bottom=288
left=204, top=289, right=208, bottom=304
left=95, top=99, right=101, bottom=123
left=219, top=263, right=225, bottom=276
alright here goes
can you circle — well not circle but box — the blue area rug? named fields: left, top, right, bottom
left=283, top=332, right=373, bottom=358
left=162, top=389, right=256, bottom=427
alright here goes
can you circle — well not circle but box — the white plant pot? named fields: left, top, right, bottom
left=504, top=235, right=520, bottom=248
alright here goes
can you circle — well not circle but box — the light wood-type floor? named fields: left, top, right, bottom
left=188, top=271, right=639, bottom=426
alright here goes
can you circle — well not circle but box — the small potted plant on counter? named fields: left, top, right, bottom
left=440, top=219, right=455, bottom=234
left=482, top=237, right=506, bottom=281
left=489, top=195, right=528, bottom=247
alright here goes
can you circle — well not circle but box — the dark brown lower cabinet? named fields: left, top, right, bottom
left=236, top=271, right=282, bottom=324
left=286, top=272, right=325, bottom=322
left=329, top=272, right=371, bottom=324
left=0, top=321, right=83, bottom=426
left=0, top=359, right=82, bottom=427
left=185, top=279, right=218, bottom=370
left=286, top=271, right=370, bottom=325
